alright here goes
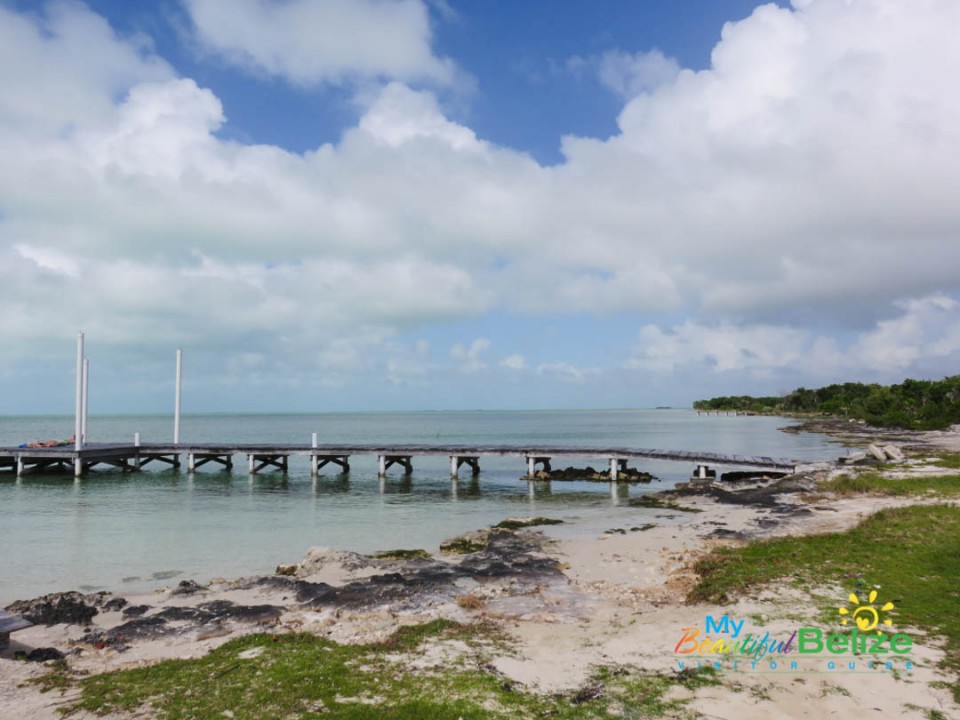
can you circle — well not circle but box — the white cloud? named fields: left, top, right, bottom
left=183, top=0, right=455, bottom=87
left=500, top=354, right=526, bottom=371
left=450, top=338, right=490, bottom=372
left=630, top=322, right=809, bottom=373
left=3, top=0, right=960, bottom=403
left=629, top=294, right=960, bottom=379
left=536, top=362, right=595, bottom=383
left=357, top=82, right=482, bottom=150
left=0, top=2, right=173, bottom=137
left=596, top=49, right=681, bottom=99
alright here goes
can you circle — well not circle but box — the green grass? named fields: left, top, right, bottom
left=56, top=620, right=720, bottom=719
left=818, top=471, right=960, bottom=496
left=932, top=454, right=960, bottom=470
left=372, top=549, right=432, bottom=561
left=689, top=504, right=960, bottom=699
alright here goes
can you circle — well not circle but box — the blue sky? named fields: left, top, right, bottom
left=1, top=0, right=959, bottom=414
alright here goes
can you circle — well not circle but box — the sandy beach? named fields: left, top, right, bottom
left=3, top=428, right=959, bottom=719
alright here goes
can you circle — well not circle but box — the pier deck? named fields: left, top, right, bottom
left=0, top=441, right=799, bottom=478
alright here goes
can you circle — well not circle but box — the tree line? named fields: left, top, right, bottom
left=693, top=376, right=960, bottom=430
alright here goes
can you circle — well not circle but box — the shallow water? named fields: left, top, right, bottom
left=0, top=409, right=839, bottom=604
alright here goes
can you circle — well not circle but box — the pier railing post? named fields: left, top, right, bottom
left=81, top=357, right=89, bottom=443
left=173, top=349, right=182, bottom=445
left=74, top=331, right=84, bottom=450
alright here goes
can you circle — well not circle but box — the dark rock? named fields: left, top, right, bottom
left=196, top=600, right=283, bottom=625
left=81, top=628, right=131, bottom=652
left=720, top=471, right=788, bottom=483
left=707, top=528, right=749, bottom=540
left=6, top=592, right=99, bottom=626
left=78, top=599, right=285, bottom=648
left=122, top=604, right=151, bottom=617
left=101, top=597, right=128, bottom=612
left=155, top=606, right=205, bottom=622
left=531, top=465, right=658, bottom=483
left=171, top=580, right=204, bottom=596
left=26, top=647, right=65, bottom=662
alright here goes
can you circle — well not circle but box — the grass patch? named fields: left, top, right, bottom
left=439, top=535, right=488, bottom=554
left=372, top=549, right=432, bottom=561
left=932, top=454, right=960, bottom=470
left=59, top=621, right=722, bottom=719
left=24, top=659, right=75, bottom=694
left=689, top=504, right=960, bottom=699
left=818, top=472, right=960, bottom=497
left=493, top=517, right=564, bottom=530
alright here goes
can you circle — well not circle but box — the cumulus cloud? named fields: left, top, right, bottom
left=596, top=49, right=681, bottom=99
left=2, top=0, right=960, bottom=405
left=0, top=1, right=173, bottom=137
left=629, top=294, right=960, bottom=380
left=183, top=0, right=455, bottom=87
left=450, top=338, right=491, bottom=372
left=500, top=354, right=526, bottom=371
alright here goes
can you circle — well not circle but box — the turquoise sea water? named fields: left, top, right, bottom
left=0, top=410, right=838, bottom=605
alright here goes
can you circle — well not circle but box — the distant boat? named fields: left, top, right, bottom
left=655, top=406, right=672, bottom=410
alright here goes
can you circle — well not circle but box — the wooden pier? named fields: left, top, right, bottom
left=0, top=441, right=799, bottom=480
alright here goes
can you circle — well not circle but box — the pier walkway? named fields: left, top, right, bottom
left=0, top=441, right=799, bottom=479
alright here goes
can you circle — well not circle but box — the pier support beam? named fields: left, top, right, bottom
left=248, top=454, right=289, bottom=474
left=311, top=455, right=350, bottom=476
left=609, top=458, right=629, bottom=482
left=691, top=464, right=716, bottom=483
left=525, top=456, right=552, bottom=478
left=450, top=455, right=480, bottom=479
left=378, top=455, right=412, bottom=477
left=188, top=453, right=234, bottom=472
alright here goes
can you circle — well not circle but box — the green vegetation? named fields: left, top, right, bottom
left=689, top=504, right=960, bottom=699
left=372, top=549, right=432, bottom=561
left=932, top=453, right=960, bottom=470
left=818, top=471, right=960, bottom=497
left=439, top=535, right=488, bottom=554
left=694, top=375, right=960, bottom=430
left=53, top=619, right=720, bottom=719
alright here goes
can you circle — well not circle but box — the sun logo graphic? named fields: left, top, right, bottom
left=838, top=589, right=895, bottom=634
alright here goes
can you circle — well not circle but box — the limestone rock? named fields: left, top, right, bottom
left=841, top=452, right=868, bottom=465
left=297, top=547, right=373, bottom=576
left=867, top=444, right=887, bottom=462
left=882, top=445, right=905, bottom=461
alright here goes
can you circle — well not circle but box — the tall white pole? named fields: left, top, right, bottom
left=174, top=348, right=182, bottom=445
left=81, top=357, right=89, bottom=443
left=74, top=332, right=84, bottom=450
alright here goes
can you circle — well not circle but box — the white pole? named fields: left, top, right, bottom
left=74, top=332, right=84, bottom=450
left=81, top=357, right=89, bottom=443
left=174, top=349, right=182, bottom=445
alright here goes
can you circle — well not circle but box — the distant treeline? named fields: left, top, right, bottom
left=694, top=376, right=960, bottom=430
